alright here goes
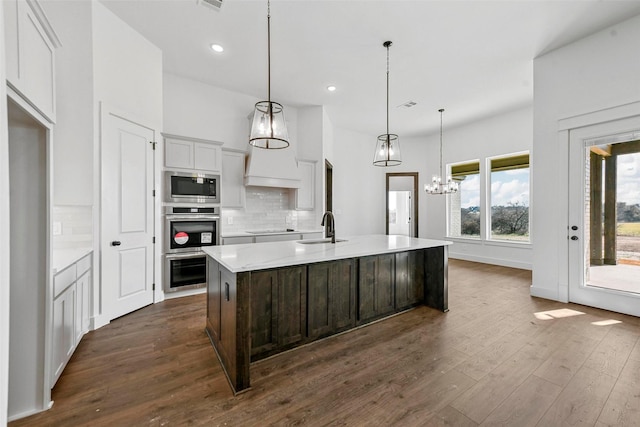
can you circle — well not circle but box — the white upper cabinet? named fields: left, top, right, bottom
left=295, top=159, right=316, bottom=210
left=221, top=149, right=246, bottom=208
left=164, top=134, right=222, bottom=173
left=3, top=0, right=61, bottom=122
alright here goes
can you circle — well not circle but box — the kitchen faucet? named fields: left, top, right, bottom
left=321, top=211, right=336, bottom=243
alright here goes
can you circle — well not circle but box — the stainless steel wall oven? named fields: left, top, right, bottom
left=163, top=206, right=219, bottom=293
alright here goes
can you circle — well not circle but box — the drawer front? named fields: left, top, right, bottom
left=54, top=264, right=76, bottom=298
left=76, top=253, right=92, bottom=276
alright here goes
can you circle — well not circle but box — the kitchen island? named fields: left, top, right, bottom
left=202, top=234, right=451, bottom=394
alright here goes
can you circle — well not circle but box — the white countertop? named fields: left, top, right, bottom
left=203, top=234, right=452, bottom=273
left=221, top=228, right=324, bottom=238
left=52, top=247, right=93, bottom=274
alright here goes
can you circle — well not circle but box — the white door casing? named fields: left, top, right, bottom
left=568, top=114, right=640, bottom=317
left=101, top=111, right=155, bottom=320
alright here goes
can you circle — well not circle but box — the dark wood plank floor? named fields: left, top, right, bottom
left=11, top=260, right=640, bottom=426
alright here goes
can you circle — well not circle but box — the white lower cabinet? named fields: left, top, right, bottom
left=52, top=284, right=75, bottom=385
left=51, top=252, right=92, bottom=387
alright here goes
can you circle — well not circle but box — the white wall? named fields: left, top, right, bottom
left=42, top=0, right=94, bottom=206
left=1, top=3, right=10, bottom=423
left=164, top=72, right=263, bottom=149
left=330, top=126, right=386, bottom=237
left=396, top=106, right=533, bottom=269
left=532, top=13, right=640, bottom=301
left=92, top=2, right=163, bottom=129
left=91, top=0, right=164, bottom=325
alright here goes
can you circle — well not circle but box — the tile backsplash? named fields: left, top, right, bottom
left=52, top=205, right=93, bottom=249
left=222, top=187, right=318, bottom=233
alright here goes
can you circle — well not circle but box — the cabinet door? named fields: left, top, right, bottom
left=219, top=267, right=237, bottom=364
left=165, top=138, right=194, bottom=169
left=332, top=259, right=357, bottom=332
left=194, top=142, right=222, bottom=172
left=277, top=266, right=307, bottom=347
left=75, top=272, right=91, bottom=341
left=395, top=251, right=425, bottom=311
left=221, top=150, right=246, bottom=208
left=307, top=262, right=332, bottom=340
left=250, top=270, right=278, bottom=357
left=207, top=258, right=221, bottom=343
left=296, top=160, right=315, bottom=210
left=358, top=254, right=395, bottom=323
left=51, top=285, right=75, bottom=385
left=5, top=0, right=58, bottom=121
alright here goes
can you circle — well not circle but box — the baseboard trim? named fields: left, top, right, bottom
left=449, top=252, right=532, bottom=271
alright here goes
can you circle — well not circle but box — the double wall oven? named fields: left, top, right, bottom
left=163, top=194, right=220, bottom=293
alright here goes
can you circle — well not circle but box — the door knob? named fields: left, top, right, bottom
left=111, top=241, right=122, bottom=246
left=570, top=236, right=579, bottom=241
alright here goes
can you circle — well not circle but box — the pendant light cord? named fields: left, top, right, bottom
left=439, top=109, right=444, bottom=178
left=385, top=42, right=390, bottom=137
left=267, top=0, right=273, bottom=143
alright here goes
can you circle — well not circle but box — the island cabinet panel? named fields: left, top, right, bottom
left=250, top=266, right=307, bottom=360
left=307, top=263, right=332, bottom=339
left=307, top=259, right=356, bottom=340
left=250, top=270, right=278, bottom=357
left=277, top=266, right=307, bottom=347
left=395, top=250, right=426, bottom=311
left=206, top=261, right=250, bottom=393
left=207, top=258, right=221, bottom=342
left=425, top=246, right=448, bottom=312
left=358, top=254, right=395, bottom=324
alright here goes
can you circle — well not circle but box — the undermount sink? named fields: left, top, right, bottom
left=297, top=238, right=347, bottom=245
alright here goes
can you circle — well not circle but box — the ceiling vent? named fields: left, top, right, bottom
left=197, top=0, right=223, bottom=12
left=398, top=101, right=417, bottom=108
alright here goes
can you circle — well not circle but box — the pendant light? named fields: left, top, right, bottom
left=373, top=41, right=401, bottom=166
left=425, top=108, right=458, bottom=194
left=249, top=0, right=289, bottom=149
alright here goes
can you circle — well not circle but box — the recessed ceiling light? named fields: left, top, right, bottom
left=327, top=85, right=337, bottom=92
left=210, top=44, right=224, bottom=53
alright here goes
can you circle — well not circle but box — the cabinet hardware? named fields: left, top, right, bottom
left=225, top=282, right=230, bottom=301
left=111, top=241, right=121, bottom=246
left=571, top=236, right=579, bottom=241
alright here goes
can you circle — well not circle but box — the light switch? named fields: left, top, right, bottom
left=227, top=216, right=233, bottom=225
left=53, top=221, right=62, bottom=236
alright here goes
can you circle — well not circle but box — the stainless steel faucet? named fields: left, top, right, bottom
left=321, top=211, right=336, bottom=243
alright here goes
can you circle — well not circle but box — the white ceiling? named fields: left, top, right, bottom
left=100, top=0, right=640, bottom=137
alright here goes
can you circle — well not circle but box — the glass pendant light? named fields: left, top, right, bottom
left=249, top=0, right=289, bottom=149
left=373, top=41, right=401, bottom=166
left=425, top=108, right=458, bottom=194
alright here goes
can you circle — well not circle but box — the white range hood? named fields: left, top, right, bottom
left=244, top=146, right=301, bottom=188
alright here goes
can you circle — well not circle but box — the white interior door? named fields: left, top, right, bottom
left=102, top=112, right=155, bottom=320
left=568, top=115, right=640, bottom=317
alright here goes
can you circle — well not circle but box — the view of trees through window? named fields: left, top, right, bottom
left=448, top=154, right=530, bottom=242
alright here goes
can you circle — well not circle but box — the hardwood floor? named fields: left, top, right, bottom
left=11, top=260, right=640, bottom=426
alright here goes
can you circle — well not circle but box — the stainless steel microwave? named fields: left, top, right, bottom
left=164, top=171, right=220, bottom=204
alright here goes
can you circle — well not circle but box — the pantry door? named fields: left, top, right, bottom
left=101, top=110, right=156, bottom=320
left=568, top=115, right=640, bottom=317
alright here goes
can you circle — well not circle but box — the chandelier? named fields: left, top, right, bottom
left=425, top=108, right=458, bottom=194
left=249, top=0, right=289, bottom=149
left=373, top=41, right=401, bottom=166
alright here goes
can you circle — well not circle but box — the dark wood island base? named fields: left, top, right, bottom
left=205, top=245, right=449, bottom=394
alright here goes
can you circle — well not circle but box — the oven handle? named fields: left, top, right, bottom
left=165, top=251, right=206, bottom=260
left=165, top=215, right=220, bottom=220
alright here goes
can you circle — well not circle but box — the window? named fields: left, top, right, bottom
left=489, top=153, right=530, bottom=242
left=448, top=161, right=480, bottom=238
